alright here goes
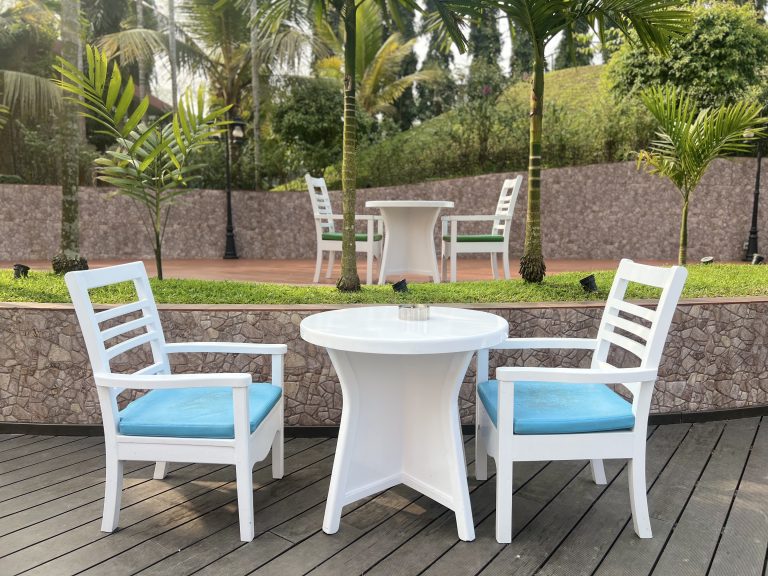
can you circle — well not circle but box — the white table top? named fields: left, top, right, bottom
left=300, top=306, right=508, bottom=355
left=366, top=200, right=455, bottom=209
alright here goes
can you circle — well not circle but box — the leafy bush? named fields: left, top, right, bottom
left=608, top=2, right=768, bottom=110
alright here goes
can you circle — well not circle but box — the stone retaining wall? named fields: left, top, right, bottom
left=1, top=158, right=765, bottom=262
left=1, top=299, right=766, bottom=427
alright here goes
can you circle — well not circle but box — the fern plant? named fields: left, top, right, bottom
left=53, top=45, right=229, bottom=279
left=637, top=85, right=767, bottom=265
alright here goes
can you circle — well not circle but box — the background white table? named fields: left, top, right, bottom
left=300, top=306, right=508, bottom=541
left=366, top=200, right=454, bottom=284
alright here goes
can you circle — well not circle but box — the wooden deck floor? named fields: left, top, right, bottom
left=0, top=418, right=766, bottom=575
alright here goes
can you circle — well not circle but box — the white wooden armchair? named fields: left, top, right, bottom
left=306, top=174, right=383, bottom=285
left=475, top=259, right=687, bottom=543
left=65, top=262, right=286, bottom=542
left=441, top=176, right=522, bottom=282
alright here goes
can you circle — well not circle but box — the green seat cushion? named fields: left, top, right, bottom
left=478, top=380, right=635, bottom=435
left=322, top=232, right=383, bottom=242
left=442, top=234, right=504, bottom=243
left=118, top=383, right=281, bottom=439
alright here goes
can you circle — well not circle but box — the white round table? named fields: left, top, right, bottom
left=366, top=200, right=454, bottom=284
left=300, top=306, right=508, bottom=541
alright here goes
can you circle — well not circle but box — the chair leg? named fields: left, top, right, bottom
left=441, top=243, right=447, bottom=281
left=366, top=251, right=373, bottom=285
left=502, top=250, right=511, bottom=280
left=450, top=246, right=458, bottom=283
left=496, top=459, right=513, bottom=543
left=314, top=250, right=323, bottom=283
left=101, top=458, right=124, bottom=533
left=490, top=254, right=499, bottom=280
left=475, top=404, right=489, bottom=481
left=153, top=461, right=168, bottom=480
left=235, top=460, right=255, bottom=542
left=628, top=455, right=652, bottom=538
left=590, top=459, right=607, bottom=485
left=325, top=251, right=335, bottom=279
left=272, top=427, right=284, bottom=479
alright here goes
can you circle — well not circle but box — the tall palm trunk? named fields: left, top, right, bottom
left=679, top=196, right=689, bottom=265
left=337, top=0, right=361, bottom=291
left=136, top=0, right=146, bottom=99
left=250, top=0, right=261, bottom=189
left=168, top=0, right=178, bottom=110
left=520, top=40, right=546, bottom=282
left=59, top=0, right=81, bottom=260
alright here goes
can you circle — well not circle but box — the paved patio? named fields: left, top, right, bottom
left=0, top=417, right=765, bottom=575
left=3, top=258, right=673, bottom=285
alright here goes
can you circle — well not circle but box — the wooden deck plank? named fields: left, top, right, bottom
left=593, top=421, right=726, bottom=576
left=420, top=461, right=588, bottom=576
left=535, top=423, right=690, bottom=576
left=0, top=434, right=22, bottom=442
left=21, top=439, right=334, bottom=576
left=0, top=435, right=53, bottom=453
left=0, top=436, right=87, bottom=466
left=0, top=441, right=317, bottom=569
left=0, top=438, right=104, bottom=490
left=709, top=418, right=768, bottom=576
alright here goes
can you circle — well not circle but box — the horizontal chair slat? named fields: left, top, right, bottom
left=604, top=312, right=651, bottom=340
left=608, top=298, right=657, bottom=323
left=100, top=315, right=153, bottom=342
left=95, top=299, right=152, bottom=324
left=602, top=330, right=646, bottom=359
left=105, top=331, right=156, bottom=360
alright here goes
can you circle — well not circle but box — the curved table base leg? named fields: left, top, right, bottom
left=323, top=349, right=475, bottom=541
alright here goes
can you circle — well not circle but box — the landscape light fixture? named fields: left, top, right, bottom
left=743, top=104, right=766, bottom=261
left=393, top=279, right=408, bottom=292
left=700, top=256, right=714, bottom=265
left=222, top=115, right=247, bottom=260
left=579, top=274, right=598, bottom=293
left=13, top=263, right=30, bottom=279
left=752, top=253, right=765, bottom=265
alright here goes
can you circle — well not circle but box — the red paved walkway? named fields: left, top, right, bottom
left=3, top=258, right=674, bottom=285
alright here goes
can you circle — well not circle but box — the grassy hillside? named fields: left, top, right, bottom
left=278, top=65, right=654, bottom=190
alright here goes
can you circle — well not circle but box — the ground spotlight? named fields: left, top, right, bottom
left=13, top=264, right=30, bottom=279
left=752, top=253, right=765, bottom=265
left=700, top=256, right=714, bottom=265
left=393, top=279, right=408, bottom=292
left=579, top=274, right=598, bottom=293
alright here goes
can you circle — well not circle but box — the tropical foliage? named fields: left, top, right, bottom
left=637, top=85, right=768, bottom=265
left=54, top=45, right=229, bottom=279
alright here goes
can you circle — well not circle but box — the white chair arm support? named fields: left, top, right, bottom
left=495, top=366, right=657, bottom=384
left=94, top=372, right=253, bottom=389
left=441, top=215, right=504, bottom=222
left=316, top=214, right=382, bottom=221
left=164, top=342, right=288, bottom=355
left=492, top=338, right=598, bottom=350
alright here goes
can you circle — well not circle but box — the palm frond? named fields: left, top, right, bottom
left=1, top=69, right=61, bottom=119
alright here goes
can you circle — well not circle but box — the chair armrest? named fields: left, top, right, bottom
left=492, top=338, right=598, bottom=350
left=94, top=372, right=252, bottom=389
left=316, top=214, right=382, bottom=221
left=495, top=366, right=657, bottom=384
left=164, top=342, right=288, bottom=355
left=441, top=215, right=501, bottom=222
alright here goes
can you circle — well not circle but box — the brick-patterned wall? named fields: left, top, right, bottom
left=1, top=158, right=765, bottom=262
left=1, top=299, right=766, bottom=427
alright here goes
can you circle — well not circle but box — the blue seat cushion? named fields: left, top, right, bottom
left=477, top=380, right=634, bottom=435
left=118, top=383, right=282, bottom=439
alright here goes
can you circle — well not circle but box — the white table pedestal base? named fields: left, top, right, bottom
left=323, top=349, right=475, bottom=541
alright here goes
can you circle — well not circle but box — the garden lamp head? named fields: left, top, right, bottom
left=231, top=117, right=246, bottom=142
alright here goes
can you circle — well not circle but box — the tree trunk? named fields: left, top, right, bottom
left=136, top=0, right=146, bottom=100
left=250, top=0, right=261, bottom=189
left=520, top=41, right=546, bottom=283
left=168, top=0, right=178, bottom=110
left=59, top=0, right=81, bottom=260
left=679, top=197, right=689, bottom=266
left=336, top=0, right=361, bottom=292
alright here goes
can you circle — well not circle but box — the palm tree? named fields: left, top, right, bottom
left=637, top=86, right=767, bottom=265
left=261, top=0, right=467, bottom=291
left=496, top=0, right=691, bottom=282
left=314, top=3, right=442, bottom=117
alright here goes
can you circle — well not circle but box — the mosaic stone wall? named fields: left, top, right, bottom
left=1, top=158, right=765, bottom=262
left=1, top=299, right=766, bottom=427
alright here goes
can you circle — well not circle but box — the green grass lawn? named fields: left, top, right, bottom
left=1, top=264, right=766, bottom=305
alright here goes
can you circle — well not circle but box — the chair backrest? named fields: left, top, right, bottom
left=491, top=176, right=522, bottom=238
left=591, top=259, right=687, bottom=377
left=305, top=173, right=335, bottom=235
left=65, top=262, right=170, bottom=381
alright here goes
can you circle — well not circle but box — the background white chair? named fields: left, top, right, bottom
left=441, top=176, right=522, bottom=282
left=306, top=173, right=383, bottom=285
left=65, top=262, right=286, bottom=542
left=475, top=259, right=687, bottom=543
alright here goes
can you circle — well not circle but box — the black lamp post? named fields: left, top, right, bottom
left=223, top=115, right=246, bottom=260
left=744, top=106, right=766, bottom=261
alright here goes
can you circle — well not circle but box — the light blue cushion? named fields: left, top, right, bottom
left=118, top=383, right=282, bottom=439
left=477, top=380, right=634, bottom=435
